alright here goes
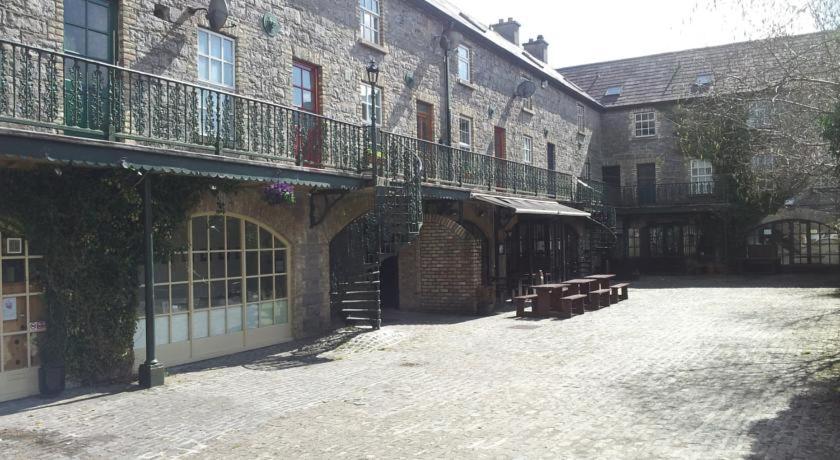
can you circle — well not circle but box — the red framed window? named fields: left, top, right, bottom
left=292, top=61, right=319, bottom=114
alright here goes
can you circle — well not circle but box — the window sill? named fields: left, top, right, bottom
left=357, top=38, right=388, bottom=55
left=457, top=79, right=477, bottom=90
left=522, top=107, right=535, bottom=116
left=632, top=134, right=657, bottom=140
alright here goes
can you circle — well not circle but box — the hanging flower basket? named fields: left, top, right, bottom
left=264, top=181, right=296, bottom=205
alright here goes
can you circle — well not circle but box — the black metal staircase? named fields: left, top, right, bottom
left=331, top=144, right=424, bottom=329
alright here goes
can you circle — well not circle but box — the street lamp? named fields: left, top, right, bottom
left=365, top=59, right=380, bottom=178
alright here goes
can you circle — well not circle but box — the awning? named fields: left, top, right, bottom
left=471, top=193, right=590, bottom=217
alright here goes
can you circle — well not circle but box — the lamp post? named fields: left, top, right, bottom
left=365, top=59, right=380, bottom=180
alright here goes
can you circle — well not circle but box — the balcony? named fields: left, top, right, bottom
left=605, top=178, right=733, bottom=208
left=0, top=38, right=586, bottom=203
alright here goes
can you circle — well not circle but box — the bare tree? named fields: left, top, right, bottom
left=674, top=1, right=839, bottom=214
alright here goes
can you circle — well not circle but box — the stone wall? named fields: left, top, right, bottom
left=399, top=214, right=483, bottom=313
left=0, top=0, right=602, bottom=180
left=600, top=104, right=689, bottom=187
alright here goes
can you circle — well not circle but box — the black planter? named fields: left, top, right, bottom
left=38, top=363, right=66, bottom=397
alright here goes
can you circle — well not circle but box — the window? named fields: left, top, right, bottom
left=457, top=44, right=471, bottom=82
left=0, top=230, right=45, bottom=373
left=747, top=101, right=772, bottom=129
left=627, top=227, right=640, bottom=257
left=360, top=84, right=382, bottom=125
left=694, top=74, right=713, bottom=87
left=522, top=135, right=533, bottom=163
left=359, top=0, right=381, bottom=44
left=577, top=104, right=585, bottom=133
left=690, top=159, right=714, bottom=195
left=135, top=215, right=290, bottom=350
left=458, top=116, right=473, bottom=150
left=751, top=153, right=775, bottom=170
left=634, top=111, right=656, bottom=137
left=198, top=29, right=235, bottom=88
left=292, top=61, right=319, bottom=113
left=63, top=0, right=114, bottom=62
left=604, top=86, right=622, bottom=96
left=522, top=76, right=534, bottom=111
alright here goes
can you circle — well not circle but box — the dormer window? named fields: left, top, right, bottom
left=604, top=86, right=622, bottom=96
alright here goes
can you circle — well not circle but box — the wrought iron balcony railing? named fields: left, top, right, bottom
left=607, top=178, right=732, bottom=207
left=0, top=38, right=593, bottom=203
left=0, top=39, right=366, bottom=171
left=378, top=132, right=578, bottom=201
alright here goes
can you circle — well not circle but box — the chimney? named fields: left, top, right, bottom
left=491, top=17, right=520, bottom=45
left=523, top=35, right=549, bottom=63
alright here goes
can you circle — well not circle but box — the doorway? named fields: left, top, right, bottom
left=494, top=126, right=506, bottom=188
left=637, top=163, right=656, bottom=205
left=380, top=256, right=400, bottom=310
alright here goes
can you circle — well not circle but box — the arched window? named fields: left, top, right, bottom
left=135, top=215, right=290, bottom=349
left=0, top=229, right=45, bottom=373
left=746, top=219, right=839, bottom=266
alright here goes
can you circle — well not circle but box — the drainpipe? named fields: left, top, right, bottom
left=443, top=48, right=452, bottom=146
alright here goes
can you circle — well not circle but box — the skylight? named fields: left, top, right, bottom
left=695, top=74, right=713, bottom=86
left=604, top=86, right=622, bottom=96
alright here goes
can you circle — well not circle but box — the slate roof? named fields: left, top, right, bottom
left=420, top=0, right=601, bottom=107
left=557, top=31, right=839, bottom=108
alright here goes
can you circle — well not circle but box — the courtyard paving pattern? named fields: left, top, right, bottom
left=1, top=275, right=840, bottom=459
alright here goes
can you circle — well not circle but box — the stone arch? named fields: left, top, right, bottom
left=398, top=214, right=485, bottom=314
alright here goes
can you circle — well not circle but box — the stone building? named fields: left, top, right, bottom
left=0, top=0, right=606, bottom=401
left=559, top=31, right=840, bottom=275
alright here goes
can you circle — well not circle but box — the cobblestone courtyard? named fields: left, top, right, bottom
left=1, top=275, right=840, bottom=459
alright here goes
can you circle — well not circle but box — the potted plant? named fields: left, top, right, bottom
left=263, top=181, right=296, bottom=205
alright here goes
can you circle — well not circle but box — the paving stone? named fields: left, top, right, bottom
left=0, top=275, right=839, bottom=459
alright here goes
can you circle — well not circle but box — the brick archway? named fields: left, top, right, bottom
left=398, top=214, right=485, bottom=313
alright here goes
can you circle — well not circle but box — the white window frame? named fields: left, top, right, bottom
left=197, top=29, right=235, bottom=89
left=577, top=104, right=585, bottom=133
left=522, top=135, right=533, bottom=164
left=689, top=159, right=714, bottom=195
left=634, top=111, right=656, bottom=137
left=747, top=101, right=771, bottom=129
left=458, top=115, right=473, bottom=150
left=360, top=84, right=382, bottom=125
left=457, top=44, right=471, bottom=82
left=359, top=0, right=381, bottom=44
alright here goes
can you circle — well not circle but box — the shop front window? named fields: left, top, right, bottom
left=135, top=215, right=289, bottom=349
left=1, top=229, right=45, bottom=373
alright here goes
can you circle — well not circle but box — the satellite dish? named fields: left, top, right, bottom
left=206, top=0, right=230, bottom=31
left=439, top=29, right=463, bottom=51
left=515, top=80, right=537, bottom=98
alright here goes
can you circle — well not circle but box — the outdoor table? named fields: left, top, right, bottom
left=563, top=279, right=599, bottom=297
left=531, top=283, right=570, bottom=316
left=585, top=274, right=616, bottom=290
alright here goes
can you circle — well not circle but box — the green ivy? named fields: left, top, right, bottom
left=820, top=100, right=840, bottom=175
left=0, top=167, right=226, bottom=383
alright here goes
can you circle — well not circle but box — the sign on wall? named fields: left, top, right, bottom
left=2, top=297, right=17, bottom=321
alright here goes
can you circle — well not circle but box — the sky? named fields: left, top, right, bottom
left=444, top=0, right=819, bottom=67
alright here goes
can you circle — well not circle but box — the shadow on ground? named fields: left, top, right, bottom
left=631, top=274, right=840, bottom=290
left=747, top=353, right=840, bottom=459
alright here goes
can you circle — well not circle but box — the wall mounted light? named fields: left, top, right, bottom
left=487, top=106, right=495, bottom=118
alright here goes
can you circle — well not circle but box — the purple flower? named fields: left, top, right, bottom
left=264, top=181, right=296, bottom=205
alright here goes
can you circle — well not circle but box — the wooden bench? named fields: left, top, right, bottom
left=610, top=283, right=630, bottom=303
left=513, top=294, right=538, bottom=317
left=560, top=294, right=587, bottom=316
left=588, top=288, right=612, bottom=309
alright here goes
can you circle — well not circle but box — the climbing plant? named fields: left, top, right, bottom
left=0, top=167, right=231, bottom=383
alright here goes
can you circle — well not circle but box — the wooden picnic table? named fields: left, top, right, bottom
left=531, top=283, right=570, bottom=316
left=585, top=274, right=616, bottom=290
left=563, top=278, right=599, bottom=296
